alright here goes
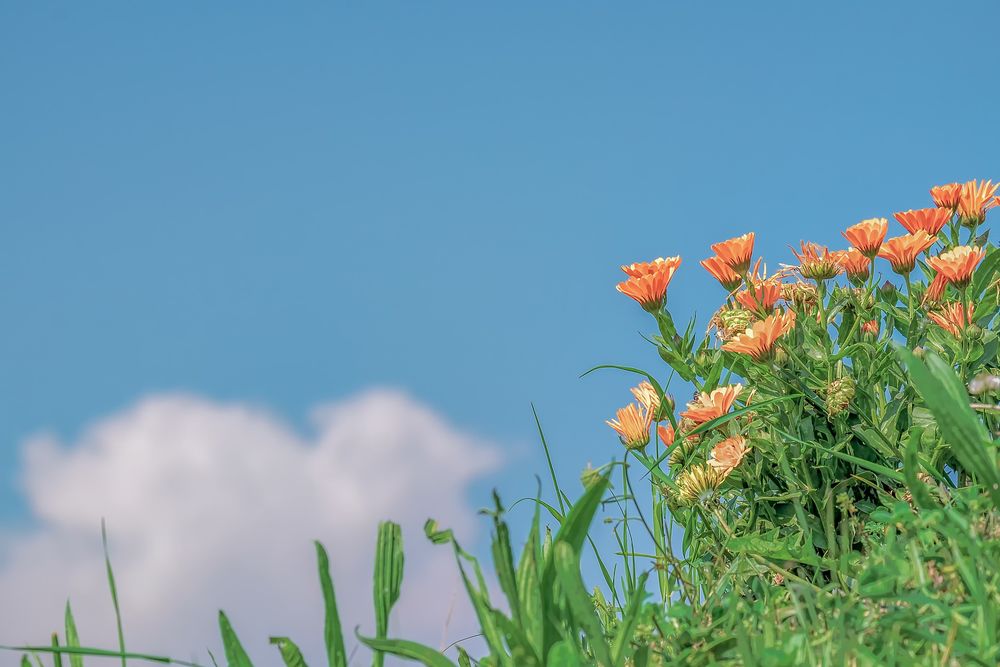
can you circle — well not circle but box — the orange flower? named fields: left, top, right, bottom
left=927, top=245, right=987, bottom=289
left=958, top=179, right=999, bottom=225
left=617, top=258, right=680, bottom=311
left=606, top=403, right=653, bottom=450
left=681, top=384, right=743, bottom=425
left=710, top=233, right=755, bottom=274
left=630, top=381, right=660, bottom=413
left=836, top=247, right=871, bottom=285
left=722, top=310, right=796, bottom=361
left=792, top=242, right=842, bottom=281
left=930, top=182, right=962, bottom=209
left=708, top=436, right=749, bottom=475
left=894, top=208, right=952, bottom=236
left=657, top=423, right=675, bottom=448
left=923, top=271, right=949, bottom=305
left=928, top=302, right=976, bottom=338
left=842, top=218, right=887, bottom=258
left=861, top=319, right=879, bottom=336
left=877, top=231, right=935, bottom=274
left=621, top=256, right=682, bottom=278
left=700, top=255, right=743, bottom=291
left=735, top=273, right=783, bottom=313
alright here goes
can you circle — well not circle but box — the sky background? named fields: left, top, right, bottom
left=3, top=1, right=1000, bottom=663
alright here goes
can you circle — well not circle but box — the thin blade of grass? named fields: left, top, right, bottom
left=101, top=520, right=127, bottom=667
left=64, top=601, right=83, bottom=667
left=372, top=521, right=404, bottom=667
left=315, top=542, right=348, bottom=667
left=217, top=611, right=253, bottom=667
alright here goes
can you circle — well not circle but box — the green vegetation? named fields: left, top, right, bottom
left=7, top=181, right=1000, bottom=665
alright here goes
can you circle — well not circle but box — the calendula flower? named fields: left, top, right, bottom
left=708, top=436, right=749, bottom=475
left=621, top=256, right=682, bottom=278
left=836, top=247, right=871, bottom=285
left=700, top=255, right=743, bottom=291
left=792, top=241, right=842, bottom=281
left=958, top=180, right=999, bottom=226
left=842, top=218, right=888, bottom=258
left=631, top=381, right=672, bottom=422
left=617, top=259, right=680, bottom=311
left=722, top=310, right=796, bottom=361
left=657, top=423, right=675, bottom=447
left=877, top=231, right=936, bottom=274
left=861, top=319, right=879, bottom=336
left=606, top=403, right=653, bottom=450
left=927, top=245, right=987, bottom=289
left=710, top=232, right=755, bottom=274
left=930, top=182, right=962, bottom=209
left=735, top=275, right=783, bottom=313
left=675, top=464, right=728, bottom=505
left=928, top=302, right=976, bottom=338
left=923, top=271, right=949, bottom=305
left=894, top=208, right=952, bottom=236
left=681, top=384, right=743, bottom=425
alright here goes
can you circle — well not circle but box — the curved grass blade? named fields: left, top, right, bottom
left=315, top=542, right=348, bottom=667
left=64, top=601, right=83, bottom=667
left=217, top=612, right=253, bottom=667
left=51, top=634, right=64, bottom=667
left=101, top=520, right=127, bottom=667
left=355, top=636, right=457, bottom=667
left=1, top=646, right=204, bottom=667
left=268, top=638, right=308, bottom=667
left=531, top=404, right=566, bottom=516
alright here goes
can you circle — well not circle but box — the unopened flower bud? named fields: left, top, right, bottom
left=580, top=463, right=602, bottom=489
left=880, top=281, right=897, bottom=300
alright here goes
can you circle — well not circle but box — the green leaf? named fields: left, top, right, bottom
left=553, top=542, right=613, bottom=667
left=64, top=602, right=83, bottom=667
left=373, top=522, right=404, bottom=667
left=51, top=634, right=64, bottom=667
left=355, top=636, right=457, bottom=667
left=897, top=347, right=1000, bottom=507
left=488, top=493, right=522, bottom=631
left=612, top=571, right=649, bottom=667
left=218, top=612, right=254, bottom=667
left=269, top=638, right=309, bottom=667
left=315, top=542, right=348, bottom=667
left=546, top=641, right=584, bottom=667
left=726, top=529, right=821, bottom=567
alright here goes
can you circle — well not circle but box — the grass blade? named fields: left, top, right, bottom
left=315, top=542, right=348, bottom=667
left=553, top=542, right=613, bottom=667
left=372, top=522, right=404, bottom=667
left=101, top=520, right=127, bottom=667
left=217, top=612, right=253, bottom=667
left=355, top=636, right=457, bottom=667
left=64, top=601, right=84, bottom=667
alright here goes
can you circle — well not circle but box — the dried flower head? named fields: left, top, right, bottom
left=792, top=241, right=843, bottom=281
left=877, top=231, right=936, bottom=274
left=894, top=208, right=952, bottom=236
left=782, top=280, right=820, bottom=310
left=842, top=218, right=888, bottom=258
left=927, top=245, right=986, bottom=289
left=711, top=306, right=755, bottom=342
left=930, top=182, right=962, bottom=209
left=700, top=255, right=743, bottom=291
left=675, top=464, right=728, bottom=505
left=606, top=403, right=653, bottom=450
left=825, top=376, right=856, bottom=418
left=710, top=233, right=755, bottom=275
left=722, top=310, right=796, bottom=362
left=708, top=436, right=749, bottom=475
left=681, top=384, right=743, bottom=425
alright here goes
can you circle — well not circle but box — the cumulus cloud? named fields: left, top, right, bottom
left=0, top=389, right=502, bottom=664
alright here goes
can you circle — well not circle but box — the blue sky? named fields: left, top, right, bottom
left=2, top=1, right=1000, bottom=641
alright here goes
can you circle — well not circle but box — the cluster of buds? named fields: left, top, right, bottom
left=710, top=306, right=755, bottom=342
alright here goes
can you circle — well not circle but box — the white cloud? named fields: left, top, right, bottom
left=0, top=389, right=502, bottom=665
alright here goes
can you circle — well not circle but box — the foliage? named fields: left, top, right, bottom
left=7, top=179, right=1000, bottom=665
